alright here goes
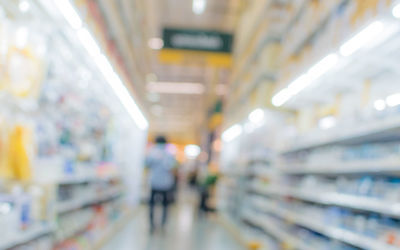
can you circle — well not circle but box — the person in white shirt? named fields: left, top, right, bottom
left=145, top=136, right=176, bottom=233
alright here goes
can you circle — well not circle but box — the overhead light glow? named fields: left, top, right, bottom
left=54, top=0, right=82, bottom=29
left=243, top=122, right=254, bottom=134
left=287, top=74, right=311, bottom=96
left=147, top=82, right=205, bottom=95
left=55, top=0, right=148, bottom=129
left=374, top=99, right=386, bottom=111
left=318, top=116, right=337, bottom=130
left=15, top=27, right=28, bottom=49
left=19, top=1, right=30, bottom=12
left=386, top=93, right=400, bottom=107
left=340, top=21, right=383, bottom=57
left=148, top=38, right=164, bottom=50
left=308, top=54, right=339, bottom=80
left=272, top=54, right=338, bottom=107
left=77, top=28, right=101, bottom=56
left=248, top=109, right=264, bottom=124
left=272, top=88, right=291, bottom=107
left=193, top=0, right=207, bottom=14
left=222, top=124, right=242, bottom=142
left=393, top=3, right=400, bottom=18
left=185, top=144, right=201, bottom=159
left=94, top=53, right=149, bottom=129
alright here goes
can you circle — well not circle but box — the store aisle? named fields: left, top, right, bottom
left=102, top=190, right=244, bottom=250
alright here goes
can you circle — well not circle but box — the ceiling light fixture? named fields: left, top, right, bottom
left=393, top=3, right=400, bottom=18
left=185, top=145, right=201, bottom=159
left=248, top=108, right=265, bottom=124
left=386, top=93, right=400, bottom=107
left=374, top=99, right=386, bottom=111
left=55, top=0, right=148, bottom=130
left=148, top=38, right=164, bottom=50
left=193, top=0, right=207, bottom=15
left=147, top=82, right=205, bottom=95
left=222, top=124, right=242, bottom=142
left=19, top=0, right=30, bottom=12
left=318, top=116, right=337, bottom=130
left=15, top=27, right=29, bottom=49
left=340, top=21, right=383, bottom=57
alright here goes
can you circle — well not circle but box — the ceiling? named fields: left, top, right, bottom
left=95, top=0, right=243, bottom=144
left=143, top=0, right=243, bottom=144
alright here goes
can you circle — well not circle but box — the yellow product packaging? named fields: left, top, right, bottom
left=0, top=119, right=12, bottom=179
left=8, top=125, right=32, bottom=181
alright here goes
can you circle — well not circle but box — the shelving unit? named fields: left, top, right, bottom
left=56, top=174, right=121, bottom=186
left=282, top=116, right=400, bottom=154
left=254, top=198, right=400, bottom=250
left=221, top=0, right=400, bottom=249
left=92, top=210, right=132, bottom=249
left=0, top=224, right=54, bottom=250
left=231, top=0, right=310, bottom=91
left=251, top=182, right=400, bottom=218
left=242, top=211, right=312, bottom=250
left=282, top=160, right=400, bottom=175
left=56, top=187, right=123, bottom=214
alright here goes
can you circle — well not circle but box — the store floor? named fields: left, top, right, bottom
left=102, top=189, right=244, bottom=250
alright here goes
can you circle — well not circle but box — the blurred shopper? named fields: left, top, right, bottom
left=146, top=136, right=176, bottom=233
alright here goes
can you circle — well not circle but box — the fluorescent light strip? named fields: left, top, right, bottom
left=147, top=82, right=205, bottom=94
left=386, top=93, right=400, bottom=107
left=222, top=124, right=242, bottom=142
left=54, top=0, right=82, bottom=29
left=272, top=54, right=338, bottom=107
left=272, top=19, right=387, bottom=107
left=248, top=108, right=264, bottom=124
left=340, top=21, right=383, bottom=57
left=55, top=0, right=148, bottom=129
left=77, top=28, right=101, bottom=56
left=308, top=54, right=339, bottom=80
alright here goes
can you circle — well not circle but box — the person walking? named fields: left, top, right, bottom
left=145, top=136, right=176, bottom=233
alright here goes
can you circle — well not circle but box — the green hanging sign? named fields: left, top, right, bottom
left=162, top=28, right=233, bottom=53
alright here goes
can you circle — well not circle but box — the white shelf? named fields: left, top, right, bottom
left=252, top=167, right=279, bottom=179
left=56, top=174, right=120, bottom=185
left=56, top=187, right=123, bottom=214
left=282, top=160, right=400, bottom=175
left=0, top=224, right=54, bottom=250
left=282, top=116, right=400, bottom=154
left=252, top=199, right=399, bottom=250
left=252, top=183, right=400, bottom=218
left=243, top=211, right=313, bottom=250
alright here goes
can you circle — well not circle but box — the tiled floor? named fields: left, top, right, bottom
left=102, top=190, right=244, bottom=250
